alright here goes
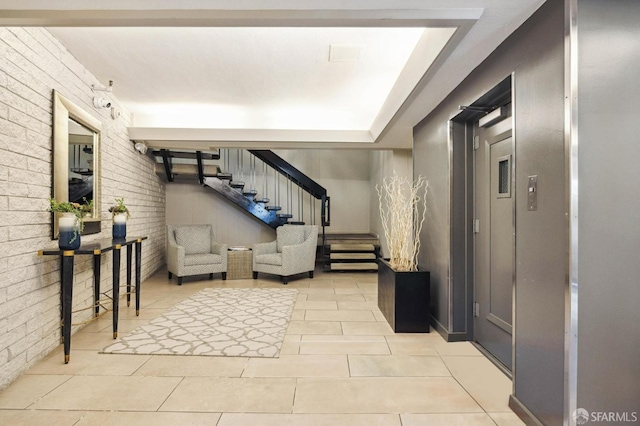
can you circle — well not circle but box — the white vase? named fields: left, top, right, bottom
left=59, top=212, right=81, bottom=249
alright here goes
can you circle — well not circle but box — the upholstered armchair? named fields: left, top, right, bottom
left=167, top=224, right=227, bottom=285
left=253, top=224, right=318, bottom=284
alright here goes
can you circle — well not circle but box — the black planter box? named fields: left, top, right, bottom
left=377, top=258, right=430, bottom=333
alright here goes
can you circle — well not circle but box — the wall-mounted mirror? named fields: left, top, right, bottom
left=52, top=90, right=102, bottom=238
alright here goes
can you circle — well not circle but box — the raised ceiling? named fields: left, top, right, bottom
left=50, top=27, right=451, bottom=131
left=0, top=0, right=546, bottom=149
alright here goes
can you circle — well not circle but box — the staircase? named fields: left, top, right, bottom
left=324, top=233, right=380, bottom=272
left=153, top=149, right=330, bottom=239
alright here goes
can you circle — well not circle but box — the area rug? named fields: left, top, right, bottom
left=101, top=287, right=298, bottom=358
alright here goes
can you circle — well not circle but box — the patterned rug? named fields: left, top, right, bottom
left=101, top=288, right=298, bottom=358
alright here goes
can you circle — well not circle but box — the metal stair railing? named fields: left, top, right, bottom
left=248, top=150, right=330, bottom=248
left=228, top=149, right=329, bottom=246
left=154, top=148, right=330, bottom=246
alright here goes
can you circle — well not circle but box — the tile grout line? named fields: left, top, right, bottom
left=440, top=358, right=491, bottom=418
left=154, top=375, right=186, bottom=413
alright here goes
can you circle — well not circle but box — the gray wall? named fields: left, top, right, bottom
left=275, top=149, right=372, bottom=234
left=575, top=0, right=640, bottom=416
left=413, top=1, right=565, bottom=424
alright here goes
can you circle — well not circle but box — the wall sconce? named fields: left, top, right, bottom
left=134, top=141, right=148, bottom=155
left=93, top=97, right=111, bottom=109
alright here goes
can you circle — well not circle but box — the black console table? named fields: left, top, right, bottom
left=38, top=236, right=147, bottom=363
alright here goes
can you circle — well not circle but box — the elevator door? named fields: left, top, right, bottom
left=474, top=122, right=514, bottom=372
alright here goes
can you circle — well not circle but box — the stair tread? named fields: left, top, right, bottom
left=330, top=243, right=376, bottom=252
left=255, top=198, right=270, bottom=203
left=277, top=213, right=293, bottom=218
left=216, top=173, right=232, bottom=179
left=266, top=206, right=282, bottom=211
left=330, top=263, right=379, bottom=271
left=243, top=190, right=258, bottom=195
left=330, top=253, right=377, bottom=260
left=325, top=233, right=378, bottom=240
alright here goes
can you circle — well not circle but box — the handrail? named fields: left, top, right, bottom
left=249, top=150, right=330, bottom=228
left=248, top=150, right=327, bottom=199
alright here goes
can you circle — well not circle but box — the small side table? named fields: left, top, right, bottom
left=227, top=248, right=253, bottom=280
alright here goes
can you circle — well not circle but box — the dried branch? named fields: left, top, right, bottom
left=376, top=173, right=428, bottom=271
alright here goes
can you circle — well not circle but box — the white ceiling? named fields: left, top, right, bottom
left=0, top=0, right=546, bottom=149
left=49, top=27, right=442, bottom=131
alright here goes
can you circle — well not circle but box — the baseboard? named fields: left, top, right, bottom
left=509, top=394, right=544, bottom=426
left=431, top=317, right=469, bottom=342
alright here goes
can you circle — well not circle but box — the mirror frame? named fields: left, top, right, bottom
left=52, top=90, right=102, bottom=238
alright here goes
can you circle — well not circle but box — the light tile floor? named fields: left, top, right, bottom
left=0, top=268, right=525, bottom=426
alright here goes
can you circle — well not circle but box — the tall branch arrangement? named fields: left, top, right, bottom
left=376, top=173, right=428, bottom=272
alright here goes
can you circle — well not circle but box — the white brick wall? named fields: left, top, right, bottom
left=0, top=27, right=166, bottom=389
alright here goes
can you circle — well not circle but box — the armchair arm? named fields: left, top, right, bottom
left=281, top=244, right=298, bottom=264
left=282, top=233, right=317, bottom=268
left=167, top=239, right=185, bottom=273
left=212, top=242, right=228, bottom=269
left=211, top=242, right=227, bottom=255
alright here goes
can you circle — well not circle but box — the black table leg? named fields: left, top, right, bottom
left=59, top=259, right=64, bottom=344
left=60, top=251, right=75, bottom=364
left=112, top=244, right=121, bottom=339
left=126, top=244, right=132, bottom=307
left=93, top=250, right=101, bottom=318
left=135, top=239, right=142, bottom=316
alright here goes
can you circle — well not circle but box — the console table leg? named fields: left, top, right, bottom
left=93, top=251, right=101, bottom=318
left=112, top=244, right=121, bottom=339
left=61, top=251, right=74, bottom=364
left=135, top=239, right=142, bottom=316
left=126, top=245, right=132, bottom=307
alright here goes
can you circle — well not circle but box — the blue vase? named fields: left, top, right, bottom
left=112, top=213, right=127, bottom=239
left=58, top=213, right=81, bottom=250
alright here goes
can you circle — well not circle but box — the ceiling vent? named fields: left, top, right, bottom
left=329, top=44, right=365, bottom=62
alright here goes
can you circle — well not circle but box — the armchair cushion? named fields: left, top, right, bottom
left=276, top=225, right=305, bottom=252
left=175, top=225, right=211, bottom=254
left=184, top=253, right=223, bottom=266
left=255, top=253, right=282, bottom=266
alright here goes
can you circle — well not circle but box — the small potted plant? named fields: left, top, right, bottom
left=108, top=197, right=130, bottom=239
left=48, top=198, right=85, bottom=249
left=80, top=197, right=94, bottom=217
left=376, top=173, right=430, bottom=332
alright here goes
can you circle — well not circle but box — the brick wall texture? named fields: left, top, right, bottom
left=0, top=27, right=166, bottom=389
